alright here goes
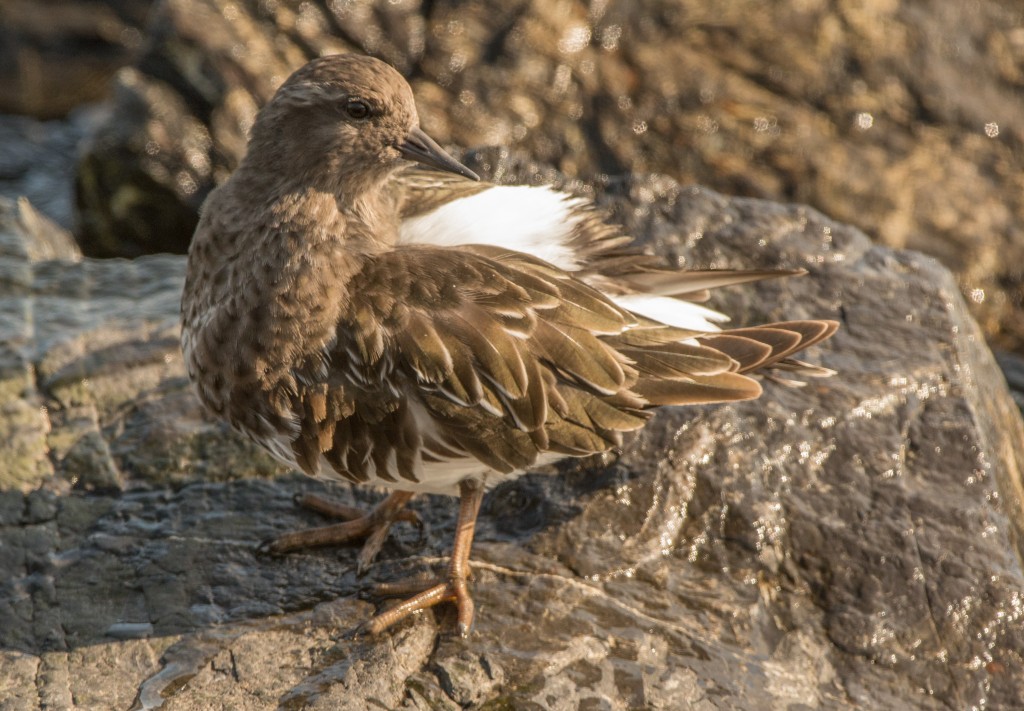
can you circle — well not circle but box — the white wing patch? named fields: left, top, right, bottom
left=397, top=183, right=728, bottom=335
left=399, top=185, right=586, bottom=270
left=612, top=294, right=728, bottom=333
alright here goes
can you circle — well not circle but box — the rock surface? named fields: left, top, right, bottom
left=0, top=111, right=102, bottom=230
left=2, top=157, right=1024, bottom=708
left=0, top=0, right=154, bottom=118
left=69, top=0, right=1024, bottom=359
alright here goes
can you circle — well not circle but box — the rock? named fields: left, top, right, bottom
left=0, top=230, right=280, bottom=493
left=2, top=159, right=1024, bottom=708
left=0, top=197, right=81, bottom=262
left=74, top=69, right=216, bottom=258
left=70, top=0, right=1024, bottom=358
left=0, top=111, right=102, bottom=230
left=0, top=0, right=154, bottom=119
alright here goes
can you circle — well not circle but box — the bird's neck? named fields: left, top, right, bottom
left=339, top=188, right=401, bottom=251
left=231, top=158, right=399, bottom=252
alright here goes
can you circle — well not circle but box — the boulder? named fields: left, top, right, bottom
left=2, top=156, right=1023, bottom=708
left=70, top=0, right=1024, bottom=360
left=0, top=0, right=154, bottom=118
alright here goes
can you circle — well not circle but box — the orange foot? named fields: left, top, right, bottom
left=362, top=480, right=484, bottom=637
left=258, top=490, right=419, bottom=573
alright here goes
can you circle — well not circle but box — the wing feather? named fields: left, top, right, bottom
left=282, top=244, right=838, bottom=485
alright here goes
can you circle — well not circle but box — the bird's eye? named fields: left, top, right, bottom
left=345, top=99, right=371, bottom=119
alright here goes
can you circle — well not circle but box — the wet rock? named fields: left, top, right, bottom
left=429, top=649, right=505, bottom=707
left=2, top=167, right=1024, bottom=709
left=71, top=0, right=1024, bottom=358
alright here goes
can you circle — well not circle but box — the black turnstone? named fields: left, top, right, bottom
left=181, top=54, right=838, bottom=636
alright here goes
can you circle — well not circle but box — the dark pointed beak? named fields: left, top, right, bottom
left=398, top=126, right=480, bottom=181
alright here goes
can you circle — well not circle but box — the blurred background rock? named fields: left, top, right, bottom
left=2, top=0, right=1021, bottom=363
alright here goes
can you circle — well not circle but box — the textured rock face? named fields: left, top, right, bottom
left=70, top=0, right=1024, bottom=358
left=0, top=112, right=101, bottom=230
left=2, top=157, right=1023, bottom=708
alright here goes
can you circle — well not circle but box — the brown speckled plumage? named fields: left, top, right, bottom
left=181, top=54, right=837, bottom=636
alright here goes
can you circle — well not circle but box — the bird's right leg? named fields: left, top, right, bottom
left=258, top=490, right=419, bottom=573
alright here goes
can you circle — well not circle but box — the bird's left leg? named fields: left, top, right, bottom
left=259, top=490, right=419, bottom=573
left=362, top=478, right=484, bottom=637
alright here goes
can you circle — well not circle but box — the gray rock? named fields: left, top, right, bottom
left=0, top=197, right=81, bottom=262
left=0, top=229, right=280, bottom=493
left=0, top=112, right=100, bottom=230
left=2, top=160, right=1023, bottom=708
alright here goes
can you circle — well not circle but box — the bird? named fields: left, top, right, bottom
left=180, top=53, right=838, bottom=637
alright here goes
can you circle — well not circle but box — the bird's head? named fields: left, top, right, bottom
left=245, top=54, right=479, bottom=195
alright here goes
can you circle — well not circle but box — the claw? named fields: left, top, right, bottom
left=369, top=572, right=441, bottom=598
left=259, top=490, right=415, bottom=565
left=266, top=482, right=488, bottom=637
left=362, top=582, right=458, bottom=636
left=295, top=492, right=376, bottom=521
left=356, top=523, right=393, bottom=575
left=358, top=480, right=485, bottom=636
left=255, top=538, right=279, bottom=556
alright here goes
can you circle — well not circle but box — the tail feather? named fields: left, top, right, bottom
left=610, top=267, right=808, bottom=301
left=619, top=345, right=738, bottom=379
left=624, top=318, right=839, bottom=409
left=713, top=335, right=777, bottom=370
left=633, top=371, right=763, bottom=406
left=771, top=358, right=838, bottom=378
left=699, top=320, right=839, bottom=375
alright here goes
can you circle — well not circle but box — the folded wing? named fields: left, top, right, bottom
left=286, top=244, right=836, bottom=485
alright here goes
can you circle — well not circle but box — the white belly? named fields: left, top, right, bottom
left=313, top=451, right=567, bottom=496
